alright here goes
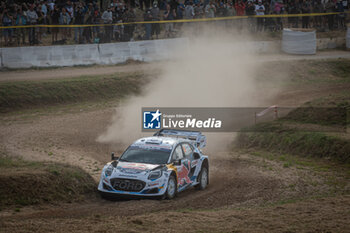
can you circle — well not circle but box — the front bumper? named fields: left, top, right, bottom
left=98, top=176, right=168, bottom=197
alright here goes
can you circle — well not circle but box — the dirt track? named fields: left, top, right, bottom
left=0, top=56, right=350, bottom=232
left=1, top=50, right=350, bottom=82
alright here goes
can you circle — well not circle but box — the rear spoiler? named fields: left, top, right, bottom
left=153, top=129, right=206, bottom=148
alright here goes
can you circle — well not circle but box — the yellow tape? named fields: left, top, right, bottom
left=0, top=11, right=347, bottom=29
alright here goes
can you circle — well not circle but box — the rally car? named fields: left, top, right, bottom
left=98, top=129, right=209, bottom=199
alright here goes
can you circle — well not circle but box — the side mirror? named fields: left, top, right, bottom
left=193, top=152, right=200, bottom=160
left=111, top=152, right=119, bottom=161
left=173, top=159, right=182, bottom=166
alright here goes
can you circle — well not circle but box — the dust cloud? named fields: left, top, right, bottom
left=97, top=28, right=276, bottom=153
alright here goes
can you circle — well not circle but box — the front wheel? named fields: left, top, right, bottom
left=164, top=175, right=177, bottom=199
left=195, top=167, right=208, bottom=190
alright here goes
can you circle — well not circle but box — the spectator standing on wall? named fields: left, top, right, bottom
left=151, top=2, right=160, bottom=39
left=51, top=4, right=60, bottom=44
left=27, top=4, right=38, bottom=45
left=255, top=0, right=265, bottom=32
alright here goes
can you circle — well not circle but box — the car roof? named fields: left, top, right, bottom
left=132, top=136, right=191, bottom=150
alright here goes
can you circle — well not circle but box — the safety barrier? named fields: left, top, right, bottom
left=0, top=38, right=188, bottom=68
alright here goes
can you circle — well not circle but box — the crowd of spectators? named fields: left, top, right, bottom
left=0, top=0, right=348, bottom=46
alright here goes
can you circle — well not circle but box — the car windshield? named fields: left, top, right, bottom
left=119, top=147, right=171, bottom=164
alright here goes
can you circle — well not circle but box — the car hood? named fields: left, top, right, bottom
left=115, top=161, right=160, bottom=175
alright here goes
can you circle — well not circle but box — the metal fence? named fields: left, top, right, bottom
left=0, top=12, right=348, bottom=47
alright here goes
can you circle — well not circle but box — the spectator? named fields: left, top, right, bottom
left=36, top=5, right=44, bottom=44
left=27, top=4, right=38, bottom=45
left=235, top=0, right=245, bottom=16
left=164, top=3, right=176, bottom=37
left=301, top=0, right=311, bottom=28
left=205, top=0, right=216, bottom=18
left=194, top=2, right=204, bottom=18
left=184, top=2, right=195, bottom=19
left=255, top=0, right=265, bottom=32
left=15, top=8, right=26, bottom=45
left=335, top=0, right=345, bottom=29
left=246, top=0, right=256, bottom=31
left=83, top=3, right=94, bottom=43
left=101, top=7, right=113, bottom=42
left=51, top=5, right=60, bottom=44
left=59, top=7, right=71, bottom=41
left=122, top=8, right=135, bottom=41
left=151, top=2, right=160, bottom=39
left=274, top=0, right=284, bottom=30
left=226, top=2, right=236, bottom=16
left=235, top=0, right=245, bottom=30
left=2, top=8, right=13, bottom=46
left=143, top=7, right=152, bottom=40
left=74, top=3, right=85, bottom=43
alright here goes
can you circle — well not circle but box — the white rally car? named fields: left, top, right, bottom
left=98, top=129, right=209, bottom=199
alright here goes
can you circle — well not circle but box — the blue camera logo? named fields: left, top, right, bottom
left=143, top=109, right=162, bottom=129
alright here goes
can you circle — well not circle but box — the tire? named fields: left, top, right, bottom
left=164, top=175, right=177, bottom=199
left=195, top=166, right=208, bottom=190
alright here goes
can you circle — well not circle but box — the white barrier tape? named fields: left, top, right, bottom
left=256, top=105, right=277, bottom=117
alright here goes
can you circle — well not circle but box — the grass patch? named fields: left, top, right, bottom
left=0, top=72, right=149, bottom=113
left=0, top=156, right=97, bottom=207
left=237, top=123, right=350, bottom=163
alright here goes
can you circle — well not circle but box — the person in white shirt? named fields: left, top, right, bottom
left=255, top=0, right=265, bottom=31
left=27, top=4, right=38, bottom=45
left=101, top=7, right=113, bottom=42
left=184, top=2, right=195, bottom=19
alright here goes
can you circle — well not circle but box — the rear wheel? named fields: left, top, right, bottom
left=164, top=175, right=177, bottom=199
left=195, top=167, right=208, bottom=190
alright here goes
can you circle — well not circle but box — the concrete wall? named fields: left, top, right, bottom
left=0, top=38, right=188, bottom=69
left=0, top=36, right=346, bottom=69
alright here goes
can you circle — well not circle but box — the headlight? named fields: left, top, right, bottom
left=148, top=170, right=162, bottom=180
left=105, top=165, right=114, bottom=177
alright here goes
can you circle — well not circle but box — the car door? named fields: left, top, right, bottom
left=182, top=143, right=200, bottom=182
left=171, top=144, right=191, bottom=189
